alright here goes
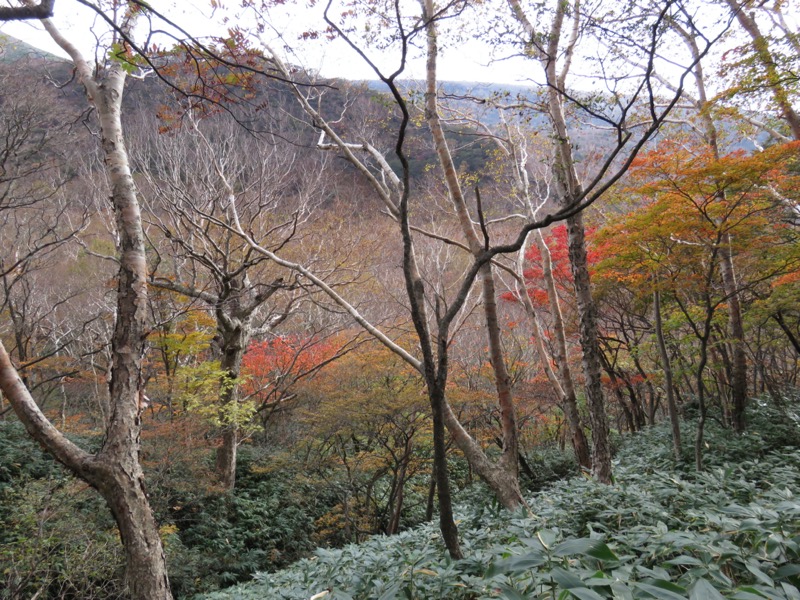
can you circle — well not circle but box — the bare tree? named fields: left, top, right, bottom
left=133, top=114, right=319, bottom=489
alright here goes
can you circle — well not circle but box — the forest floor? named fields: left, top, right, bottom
left=199, top=396, right=800, bottom=600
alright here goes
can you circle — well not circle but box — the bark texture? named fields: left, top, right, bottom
left=0, top=0, right=54, bottom=20
left=719, top=240, right=748, bottom=432
left=564, top=212, right=613, bottom=483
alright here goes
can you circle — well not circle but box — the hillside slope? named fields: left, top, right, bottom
left=199, top=398, right=800, bottom=600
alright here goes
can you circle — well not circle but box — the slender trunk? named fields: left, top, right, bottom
left=440, top=399, right=526, bottom=509
left=398, top=29, right=461, bottom=551
left=654, top=288, right=682, bottom=461
left=521, top=0, right=612, bottom=483
left=387, top=452, right=408, bottom=535
left=518, top=450, right=535, bottom=482
left=773, top=311, right=800, bottom=355
left=719, top=239, right=747, bottom=432
left=425, top=463, right=436, bottom=522
left=689, top=268, right=718, bottom=472
left=629, top=354, right=657, bottom=426
left=527, top=231, right=591, bottom=469
left=618, top=392, right=636, bottom=433
left=565, top=212, right=613, bottom=483
left=480, top=264, right=519, bottom=477
left=429, top=384, right=462, bottom=558
left=695, top=337, right=710, bottom=471
left=422, top=0, right=523, bottom=508
left=630, top=382, right=648, bottom=429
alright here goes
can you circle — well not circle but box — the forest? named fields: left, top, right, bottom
left=0, top=0, right=799, bottom=598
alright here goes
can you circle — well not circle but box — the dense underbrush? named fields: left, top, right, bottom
left=199, top=399, right=800, bottom=600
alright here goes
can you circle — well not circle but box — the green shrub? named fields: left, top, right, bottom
left=0, top=477, right=126, bottom=599
left=0, top=421, right=128, bottom=598
left=197, top=396, right=800, bottom=600
left=164, top=451, right=329, bottom=597
left=521, top=445, right=579, bottom=491
left=0, top=421, right=62, bottom=489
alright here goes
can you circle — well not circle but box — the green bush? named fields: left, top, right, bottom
left=0, top=421, right=128, bottom=599
left=0, top=421, right=62, bottom=489
left=0, top=475, right=126, bottom=599
left=197, top=396, right=800, bottom=600
left=164, top=451, right=331, bottom=597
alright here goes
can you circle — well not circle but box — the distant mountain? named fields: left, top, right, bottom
left=0, top=32, right=64, bottom=63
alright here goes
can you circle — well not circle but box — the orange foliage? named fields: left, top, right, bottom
left=502, top=224, right=600, bottom=309
left=241, top=335, right=340, bottom=407
left=594, top=140, right=800, bottom=295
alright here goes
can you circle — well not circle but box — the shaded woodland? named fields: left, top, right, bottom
left=0, top=0, right=799, bottom=598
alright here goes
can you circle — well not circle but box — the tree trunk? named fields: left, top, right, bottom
left=216, top=427, right=238, bottom=489
left=387, top=451, right=408, bottom=535
left=719, top=239, right=748, bottom=432
left=428, top=384, right=462, bottom=558
left=440, top=399, right=527, bottom=509
left=5, top=16, right=175, bottom=599
left=695, top=335, right=710, bottom=471
left=517, top=0, right=613, bottom=484
left=93, top=461, right=171, bottom=598
left=480, top=263, right=520, bottom=478
left=425, top=463, right=436, bottom=522
left=773, top=311, right=800, bottom=355
left=654, top=288, right=682, bottom=461
left=422, top=0, right=524, bottom=509
left=565, top=212, right=613, bottom=483
left=525, top=231, right=591, bottom=469
left=215, top=319, right=249, bottom=490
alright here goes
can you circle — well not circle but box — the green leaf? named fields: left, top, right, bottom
left=538, top=529, right=558, bottom=549
left=780, top=582, right=800, bottom=600
left=775, top=565, right=800, bottom=581
left=611, top=581, right=634, bottom=600
left=498, top=583, right=528, bottom=600
left=752, top=586, right=788, bottom=600
left=585, top=577, right=617, bottom=587
left=689, top=579, right=725, bottom=600
left=486, top=552, right=548, bottom=577
left=568, top=587, right=606, bottom=600
left=376, top=581, right=403, bottom=600
left=665, top=556, right=706, bottom=567
left=746, top=564, right=775, bottom=587
left=553, top=538, right=618, bottom=562
left=550, top=567, right=587, bottom=590
left=730, top=587, right=768, bottom=599
left=634, top=581, right=687, bottom=600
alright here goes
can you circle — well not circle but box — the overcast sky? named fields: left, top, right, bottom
left=0, top=0, right=536, bottom=84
